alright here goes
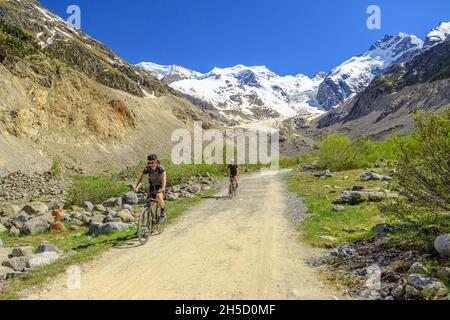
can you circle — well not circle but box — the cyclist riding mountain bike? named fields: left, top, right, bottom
left=133, top=154, right=167, bottom=218
left=225, top=160, right=239, bottom=189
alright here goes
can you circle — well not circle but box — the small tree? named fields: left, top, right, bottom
left=391, top=109, right=450, bottom=224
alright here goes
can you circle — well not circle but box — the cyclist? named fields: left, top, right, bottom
left=133, top=154, right=167, bottom=218
left=225, top=159, right=239, bottom=190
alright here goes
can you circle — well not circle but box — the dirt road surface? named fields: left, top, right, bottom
left=29, top=169, right=344, bottom=300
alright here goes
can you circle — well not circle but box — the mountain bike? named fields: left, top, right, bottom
left=228, top=177, right=238, bottom=199
left=137, top=191, right=167, bottom=244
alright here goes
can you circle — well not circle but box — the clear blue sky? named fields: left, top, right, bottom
left=39, top=0, right=449, bottom=77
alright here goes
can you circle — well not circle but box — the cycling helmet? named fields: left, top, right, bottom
left=147, top=154, right=158, bottom=161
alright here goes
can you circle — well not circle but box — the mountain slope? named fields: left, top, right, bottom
left=0, top=0, right=217, bottom=175
left=314, top=39, right=450, bottom=139
left=316, top=33, right=424, bottom=110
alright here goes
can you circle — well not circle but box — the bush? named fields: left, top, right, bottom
left=388, top=109, right=450, bottom=224
left=50, top=161, right=62, bottom=176
left=65, top=176, right=129, bottom=206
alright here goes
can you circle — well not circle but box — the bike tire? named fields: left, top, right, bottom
left=155, top=205, right=168, bottom=235
left=137, top=206, right=152, bottom=244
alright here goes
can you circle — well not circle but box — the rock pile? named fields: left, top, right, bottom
left=0, top=171, right=71, bottom=201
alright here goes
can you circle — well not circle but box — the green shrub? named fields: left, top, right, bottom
left=65, top=176, right=129, bottom=206
left=387, top=109, right=450, bottom=224
left=50, top=160, right=62, bottom=176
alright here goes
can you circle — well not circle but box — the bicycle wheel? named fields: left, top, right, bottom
left=155, top=205, right=168, bottom=235
left=228, top=182, right=234, bottom=199
left=137, top=206, right=152, bottom=244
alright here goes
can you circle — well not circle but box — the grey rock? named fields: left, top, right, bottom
left=332, top=205, right=345, bottom=212
left=22, top=216, right=51, bottom=235
left=36, top=241, right=59, bottom=253
left=331, top=245, right=355, bottom=258
left=88, top=223, right=104, bottom=235
left=21, top=202, right=49, bottom=215
left=335, top=191, right=366, bottom=204
left=358, top=171, right=385, bottom=181
left=9, top=226, right=20, bottom=237
left=408, top=262, right=427, bottom=274
left=117, top=210, right=134, bottom=223
left=319, top=236, right=337, bottom=242
left=436, top=267, right=450, bottom=280
left=372, top=223, right=393, bottom=240
left=368, top=192, right=386, bottom=202
left=27, top=252, right=60, bottom=269
left=391, top=285, right=405, bottom=299
left=90, top=214, right=105, bottom=224
left=10, top=213, right=30, bottom=229
left=0, top=266, right=15, bottom=280
left=11, top=246, right=34, bottom=257
left=123, top=192, right=139, bottom=205
left=94, top=204, right=106, bottom=212
left=405, top=285, right=421, bottom=299
left=314, top=170, right=333, bottom=178
left=122, top=204, right=133, bottom=212
left=434, top=233, right=450, bottom=259
left=101, top=222, right=129, bottom=234
left=0, top=223, right=6, bottom=233
left=407, top=274, right=447, bottom=292
left=48, top=200, right=64, bottom=211
left=0, top=247, right=12, bottom=262
left=104, top=197, right=122, bottom=207
left=80, top=201, right=94, bottom=212
left=2, top=256, right=30, bottom=271
left=0, top=204, right=21, bottom=217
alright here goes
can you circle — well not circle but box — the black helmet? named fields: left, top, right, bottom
left=147, top=154, right=158, bottom=161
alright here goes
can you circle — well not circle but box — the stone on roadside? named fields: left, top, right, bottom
left=0, top=265, right=15, bottom=280
left=358, top=171, right=385, bottom=181
left=408, top=262, right=427, bottom=274
left=0, top=204, right=21, bottom=217
left=0, top=223, right=7, bottom=233
left=94, top=204, right=106, bottom=212
left=122, top=204, right=133, bottom=212
left=117, top=210, right=134, bottom=223
left=36, top=241, right=59, bottom=254
left=11, top=246, right=34, bottom=257
left=122, top=192, right=139, bottom=205
left=332, top=205, right=345, bottom=212
left=80, top=201, right=94, bottom=212
left=9, top=226, right=20, bottom=237
left=21, top=202, right=48, bottom=215
left=407, top=274, right=447, bottom=292
left=10, top=212, right=30, bottom=229
left=2, top=256, right=30, bottom=271
left=90, top=214, right=104, bottom=224
left=335, top=191, right=366, bottom=205
left=368, top=192, right=386, bottom=202
left=101, top=222, right=129, bottom=234
left=320, top=236, right=337, bottom=242
left=434, top=233, right=450, bottom=259
left=88, top=222, right=103, bottom=235
left=0, top=247, right=11, bottom=262
left=372, top=223, right=393, bottom=240
left=22, top=216, right=51, bottom=235
left=27, top=252, right=60, bottom=269
left=104, top=197, right=122, bottom=208
left=48, top=200, right=64, bottom=211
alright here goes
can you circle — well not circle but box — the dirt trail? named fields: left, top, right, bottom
left=29, top=169, right=344, bottom=300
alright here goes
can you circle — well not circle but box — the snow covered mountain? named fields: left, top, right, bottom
left=316, top=33, right=424, bottom=110
left=424, top=21, right=450, bottom=47
left=138, top=21, right=449, bottom=121
left=138, top=63, right=326, bottom=121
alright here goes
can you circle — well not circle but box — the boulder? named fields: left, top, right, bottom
left=171, top=185, right=181, bottom=193
left=48, top=200, right=64, bottom=211
left=10, top=213, right=30, bottom=229
left=9, top=226, right=20, bottom=237
left=372, top=224, right=393, bottom=240
left=90, top=214, right=105, bottom=224
left=27, top=252, right=60, bottom=269
left=94, top=204, right=106, bottom=212
left=36, top=241, right=59, bottom=254
left=88, top=223, right=104, bottom=235
left=391, top=285, right=405, bottom=299
left=408, top=274, right=447, bottom=292
left=123, top=192, right=139, bottom=205
left=0, top=204, right=21, bottom=217
left=358, top=171, right=385, bottom=181
left=332, top=205, right=345, bottom=212
left=101, top=222, right=129, bottom=234
left=122, top=204, right=133, bottom=212
left=408, top=262, right=427, bottom=274
left=117, top=210, right=134, bottom=223
left=434, top=234, right=450, bottom=259
left=335, top=191, right=366, bottom=205
left=2, top=256, right=30, bottom=271
left=0, top=247, right=12, bottom=262
left=0, top=223, right=7, bottom=233
left=21, top=202, right=48, bottom=215
left=314, top=170, right=333, bottom=178
left=0, top=265, right=15, bottom=280
left=22, top=216, right=51, bottom=235
left=437, top=267, right=450, bottom=280
left=11, top=246, right=34, bottom=257
left=80, top=201, right=94, bottom=212
left=405, top=285, right=421, bottom=299
left=368, top=192, right=386, bottom=202
left=319, top=236, right=337, bottom=242
left=104, top=197, right=122, bottom=207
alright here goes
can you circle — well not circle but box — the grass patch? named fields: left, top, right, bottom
left=65, top=175, right=129, bottom=206
left=285, top=169, right=385, bottom=247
